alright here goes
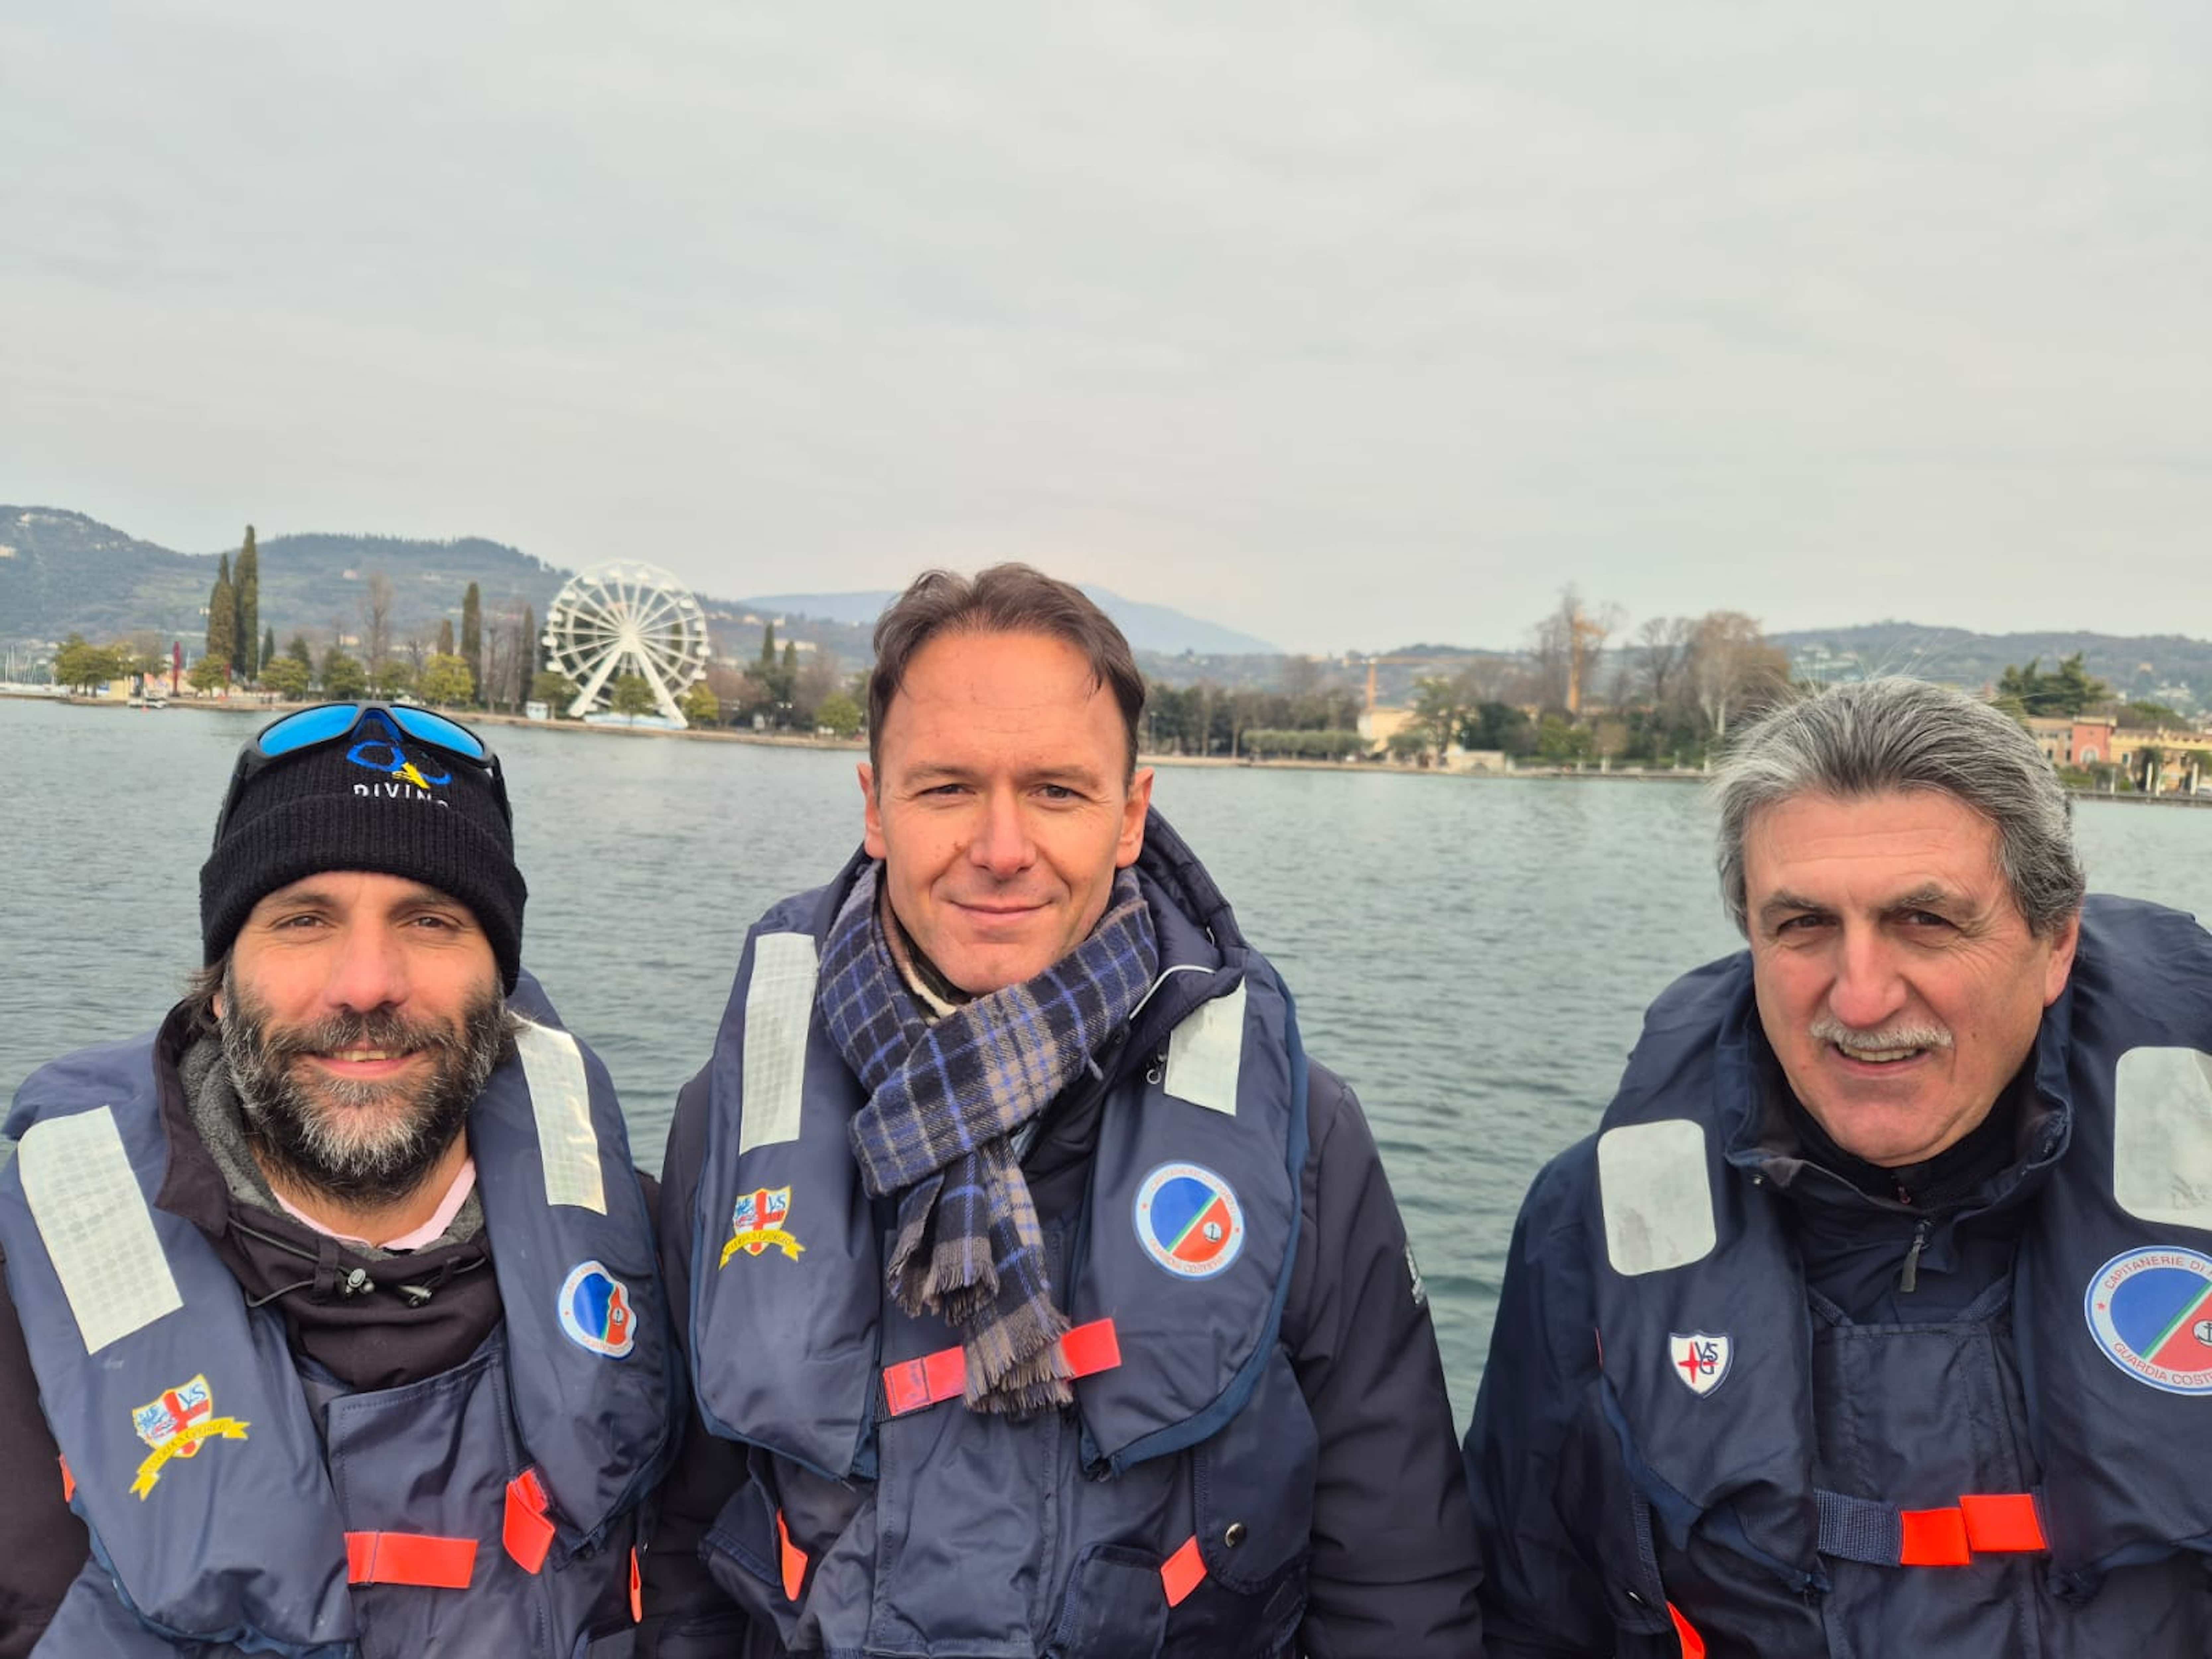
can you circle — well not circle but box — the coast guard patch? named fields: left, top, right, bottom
left=557, top=1260, right=636, bottom=1358
left=1133, top=1162, right=1245, bottom=1281
left=1668, top=1332, right=1731, bottom=1397
left=2085, top=1246, right=2212, bottom=1396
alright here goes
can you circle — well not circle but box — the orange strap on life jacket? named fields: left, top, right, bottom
left=58, top=1455, right=74, bottom=1504
left=881, top=1319, right=1124, bottom=1417
left=776, top=1509, right=808, bottom=1602
left=345, top=1531, right=478, bottom=1590
left=629, top=1545, right=643, bottom=1622
left=1668, top=1601, right=1706, bottom=1659
left=1159, top=1535, right=1207, bottom=1608
left=504, top=1466, right=557, bottom=1574
left=1900, top=1493, right=2048, bottom=1566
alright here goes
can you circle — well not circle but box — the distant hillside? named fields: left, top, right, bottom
left=743, top=588, right=1280, bottom=658
left=1770, top=622, right=2212, bottom=708
left=0, top=507, right=567, bottom=648
left=0, top=508, right=1274, bottom=672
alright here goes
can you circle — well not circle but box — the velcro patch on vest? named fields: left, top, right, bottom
left=514, top=1019, right=605, bottom=1214
left=16, top=1106, right=184, bottom=1354
left=1164, top=981, right=1246, bottom=1116
left=741, top=933, right=819, bottom=1155
left=2112, top=1047, right=2212, bottom=1231
left=1597, top=1119, right=1716, bottom=1277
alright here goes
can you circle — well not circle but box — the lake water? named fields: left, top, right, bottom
left=5, top=694, right=2208, bottom=1422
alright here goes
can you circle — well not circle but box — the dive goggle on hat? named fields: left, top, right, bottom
left=213, top=701, right=511, bottom=841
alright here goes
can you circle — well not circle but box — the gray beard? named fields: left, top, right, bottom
left=218, top=962, right=509, bottom=1211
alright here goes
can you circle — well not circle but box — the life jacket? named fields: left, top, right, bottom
left=1583, top=895, right=2212, bottom=1655
left=0, top=974, right=675, bottom=1658
left=687, top=828, right=1318, bottom=1658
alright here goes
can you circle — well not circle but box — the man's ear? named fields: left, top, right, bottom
left=1115, top=768, right=1154, bottom=868
left=860, top=762, right=886, bottom=861
left=2042, top=908, right=2082, bottom=1005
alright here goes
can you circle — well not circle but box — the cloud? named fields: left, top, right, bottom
left=3, top=1, right=2206, bottom=651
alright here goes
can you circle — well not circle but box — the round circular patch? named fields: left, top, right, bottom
left=1133, top=1162, right=1246, bottom=1281
left=558, top=1260, right=636, bottom=1358
left=2084, top=1246, right=2212, bottom=1395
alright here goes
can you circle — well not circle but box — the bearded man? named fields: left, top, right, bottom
left=640, top=566, right=1483, bottom=1658
left=1465, top=678, right=2212, bottom=1657
left=0, top=703, right=674, bottom=1657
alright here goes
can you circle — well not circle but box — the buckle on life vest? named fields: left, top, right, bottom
left=881, top=1319, right=1123, bottom=1417
left=504, top=1466, right=557, bottom=1574
left=345, top=1531, right=478, bottom=1590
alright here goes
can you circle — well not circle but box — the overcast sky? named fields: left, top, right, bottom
left=4, top=3, right=2205, bottom=653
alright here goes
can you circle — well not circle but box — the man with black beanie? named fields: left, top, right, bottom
left=0, top=703, right=676, bottom=1657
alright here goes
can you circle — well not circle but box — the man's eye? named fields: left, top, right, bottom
left=1775, top=914, right=1827, bottom=934
left=1037, top=784, right=1078, bottom=802
left=1900, top=910, right=1952, bottom=929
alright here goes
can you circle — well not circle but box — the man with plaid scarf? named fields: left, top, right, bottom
left=642, top=567, right=1483, bottom=1658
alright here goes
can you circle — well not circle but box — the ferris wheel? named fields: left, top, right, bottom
left=540, top=561, right=712, bottom=725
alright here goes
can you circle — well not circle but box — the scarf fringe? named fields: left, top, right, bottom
left=962, top=1298, right=1074, bottom=1415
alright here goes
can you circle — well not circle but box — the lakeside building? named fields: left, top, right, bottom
left=2026, top=715, right=2212, bottom=794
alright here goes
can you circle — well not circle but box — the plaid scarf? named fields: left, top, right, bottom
left=819, top=864, right=1158, bottom=1413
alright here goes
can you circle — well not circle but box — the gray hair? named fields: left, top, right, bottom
left=1713, top=677, right=2085, bottom=938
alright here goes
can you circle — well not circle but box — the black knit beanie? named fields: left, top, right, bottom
left=199, top=714, right=527, bottom=990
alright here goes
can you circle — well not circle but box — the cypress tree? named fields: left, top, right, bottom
left=437, top=617, right=455, bottom=657
left=261, top=626, right=276, bottom=678
left=234, top=526, right=259, bottom=678
left=460, top=583, right=483, bottom=703
left=205, top=555, right=237, bottom=683
left=759, top=621, right=777, bottom=668
left=287, top=634, right=312, bottom=669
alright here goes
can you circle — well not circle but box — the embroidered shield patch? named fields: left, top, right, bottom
left=721, top=1185, right=804, bottom=1265
left=1668, top=1332, right=1732, bottom=1397
left=129, top=1374, right=250, bottom=1499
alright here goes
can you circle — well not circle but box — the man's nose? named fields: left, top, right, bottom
left=322, top=924, right=409, bottom=1013
left=1827, top=925, right=1907, bottom=1031
left=966, top=788, right=1035, bottom=878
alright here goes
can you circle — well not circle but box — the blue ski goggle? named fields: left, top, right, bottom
left=214, top=701, right=510, bottom=842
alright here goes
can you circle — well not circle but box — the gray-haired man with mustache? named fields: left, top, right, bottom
left=1464, top=678, right=2212, bottom=1657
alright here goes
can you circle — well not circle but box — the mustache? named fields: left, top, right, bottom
left=1807, top=1013, right=1954, bottom=1052
left=252, top=1004, right=465, bottom=1064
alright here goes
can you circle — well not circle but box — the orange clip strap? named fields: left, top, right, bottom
left=1160, top=1535, right=1207, bottom=1608
left=1899, top=1507, right=1972, bottom=1567
left=503, top=1468, right=556, bottom=1574
left=344, top=1531, right=478, bottom=1590
left=1960, top=1493, right=2046, bottom=1553
left=1059, top=1318, right=1122, bottom=1380
left=629, top=1545, right=643, bottom=1623
left=776, top=1509, right=808, bottom=1603
left=1667, top=1601, right=1706, bottom=1659
left=58, top=1455, right=74, bottom=1505
left=883, top=1345, right=968, bottom=1417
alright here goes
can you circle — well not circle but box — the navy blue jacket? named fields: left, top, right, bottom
left=642, top=820, right=1484, bottom=1657
left=1465, top=896, right=2212, bottom=1658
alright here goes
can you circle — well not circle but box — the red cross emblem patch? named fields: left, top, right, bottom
left=1668, top=1332, right=1731, bottom=1397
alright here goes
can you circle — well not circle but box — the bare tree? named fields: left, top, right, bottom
left=1635, top=616, right=1696, bottom=710
left=359, top=572, right=394, bottom=674
left=1529, top=586, right=1623, bottom=714
left=1688, top=611, right=1791, bottom=740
